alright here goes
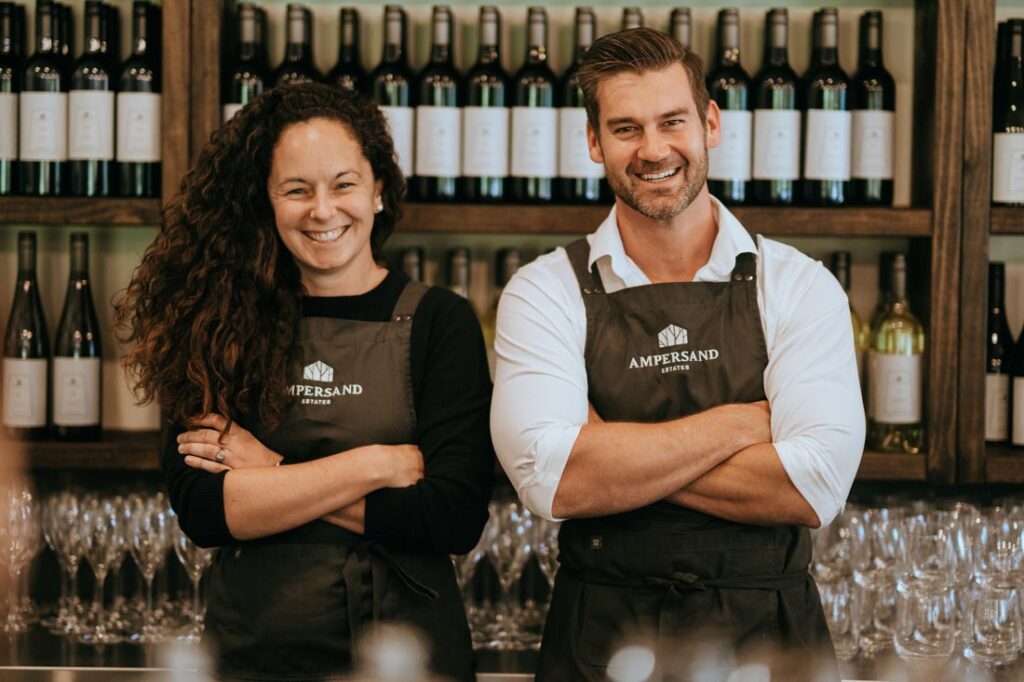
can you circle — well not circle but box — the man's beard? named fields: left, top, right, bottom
left=605, top=147, right=709, bottom=222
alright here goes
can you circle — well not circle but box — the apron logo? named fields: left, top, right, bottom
left=658, top=324, right=688, bottom=348
left=628, top=325, right=720, bottom=374
left=288, top=360, right=363, bottom=405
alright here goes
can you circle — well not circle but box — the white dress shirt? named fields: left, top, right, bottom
left=491, top=197, right=866, bottom=526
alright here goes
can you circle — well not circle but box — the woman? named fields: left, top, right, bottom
left=115, top=83, right=494, bottom=680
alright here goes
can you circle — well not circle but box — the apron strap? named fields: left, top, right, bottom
left=391, top=280, right=430, bottom=321
left=731, top=252, right=758, bottom=281
left=562, top=565, right=808, bottom=592
left=565, top=238, right=605, bottom=295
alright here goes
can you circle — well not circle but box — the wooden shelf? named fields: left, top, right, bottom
left=9, top=430, right=161, bottom=471
left=398, top=203, right=932, bottom=237
left=0, top=197, right=161, bottom=226
left=991, top=207, right=1024, bottom=234
left=856, top=451, right=928, bottom=481
left=985, top=445, right=1024, bottom=483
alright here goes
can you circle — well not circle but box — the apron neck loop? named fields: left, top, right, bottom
left=390, top=280, right=429, bottom=322
left=565, top=238, right=605, bottom=295
left=731, top=252, right=758, bottom=283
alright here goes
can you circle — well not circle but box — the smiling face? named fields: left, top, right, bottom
left=587, top=63, right=720, bottom=223
left=267, top=117, right=384, bottom=296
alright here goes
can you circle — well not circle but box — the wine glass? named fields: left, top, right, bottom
left=1, top=485, right=40, bottom=634
left=484, top=501, right=534, bottom=650
left=127, top=493, right=174, bottom=643
left=77, top=495, right=123, bottom=644
left=172, top=519, right=214, bottom=641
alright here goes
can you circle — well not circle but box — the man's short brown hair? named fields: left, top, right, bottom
left=576, top=27, right=710, bottom=134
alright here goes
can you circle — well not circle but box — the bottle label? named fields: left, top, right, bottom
left=993, top=133, right=1024, bottom=204
left=116, top=92, right=162, bottom=162
left=708, top=109, right=752, bottom=181
left=19, top=92, right=68, bottom=161
left=223, top=103, right=243, bottom=122
left=415, top=106, right=461, bottom=177
left=53, top=357, right=101, bottom=427
left=2, top=358, right=47, bottom=428
left=511, top=107, right=557, bottom=178
left=380, top=105, right=414, bottom=177
left=803, top=109, right=852, bottom=181
left=69, top=90, right=115, bottom=161
left=753, top=109, right=800, bottom=181
left=1012, top=377, right=1024, bottom=445
left=462, top=106, right=509, bottom=177
left=852, top=110, right=894, bottom=180
left=558, top=107, right=603, bottom=179
left=0, top=92, right=16, bottom=161
left=867, top=351, right=922, bottom=424
left=986, top=373, right=1010, bottom=441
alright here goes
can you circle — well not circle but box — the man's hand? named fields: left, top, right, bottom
left=178, top=414, right=283, bottom=473
left=720, top=400, right=772, bottom=449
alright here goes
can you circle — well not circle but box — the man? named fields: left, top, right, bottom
left=491, top=28, right=864, bottom=680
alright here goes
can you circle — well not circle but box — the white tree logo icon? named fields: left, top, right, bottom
left=303, top=361, right=334, bottom=383
left=658, top=324, right=688, bottom=349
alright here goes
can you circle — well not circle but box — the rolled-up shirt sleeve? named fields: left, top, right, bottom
left=491, top=256, right=588, bottom=522
left=760, top=242, right=866, bottom=528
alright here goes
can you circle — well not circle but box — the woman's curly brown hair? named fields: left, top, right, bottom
left=115, top=83, right=405, bottom=429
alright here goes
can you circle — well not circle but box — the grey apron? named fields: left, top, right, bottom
left=203, top=281, right=475, bottom=682
left=535, top=239, right=837, bottom=681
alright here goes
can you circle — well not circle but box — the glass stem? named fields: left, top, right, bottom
left=93, top=571, right=107, bottom=636
left=144, top=574, right=155, bottom=630
left=191, top=576, right=201, bottom=628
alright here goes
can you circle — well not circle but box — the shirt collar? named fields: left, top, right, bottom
left=587, top=196, right=757, bottom=283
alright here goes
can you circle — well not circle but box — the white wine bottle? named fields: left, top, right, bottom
left=867, top=253, right=925, bottom=453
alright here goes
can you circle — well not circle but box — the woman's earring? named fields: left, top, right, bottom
left=375, top=200, right=384, bottom=213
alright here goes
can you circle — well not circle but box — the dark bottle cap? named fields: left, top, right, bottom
left=670, top=8, right=691, bottom=50
left=447, top=247, right=471, bottom=289
left=17, top=232, right=37, bottom=274
left=830, top=252, right=851, bottom=292
left=495, top=249, right=521, bottom=287
left=622, top=7, right=643, bottom=30
left=766, top=8, right=788, bottom=50
left=69, top=232, right=89, bottom=274
left=399, top=247, right=424, bottom=282
left=479, top=6, right=500, bottom=48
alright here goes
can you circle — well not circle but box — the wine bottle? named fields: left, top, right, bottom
left=801, top=9, right=851, bottom=206
left=510, top=7, right=556, bottom=203
left=481, top=248, right=521, bottom=376
left=850, top=11, right=895, bottom=205
left=53, top=233, right=102, bottom=442
left=414, top=5, right=460, bottom=202
left=328, top=8, right=365, bottom=93
left=223, top=3, right=267, bottom=122
left=870, top=251, right=896, bottom=330
left=669, top=8, right=692, bottom=51
left=3, top=232, right=49, bottom=440
left=752, top=8, right=800, bottom=205
left=55, top=2, right=70, bottom=73
left=867, top=253, right=925, bottom=453
left=69, top=0, right=115, bottom=197
left=117, top=0, right=161, bottom=198
left=399, top=246, right=424, bottom=282
left=446, top=247, right=470, bottom=299
left=19, top=0, right=66, bottom=196
left=272, top=4, right=320, bottom=86
left=621, top=7, right=643, bottom=31
left=1010, top=320, right=1024, bottom=447
left=370, top=5, right=414, bottom=179
left=0, top=2, right=21, bottom=196
left=558, top=7, right=603, bottom=204
left=707, top=8, right=751, bottom=205
left=993, top=19, right=1024, bottom=206
left=829, top=252, right=868, bottom=382
left=461, top=5, right=508, bottom=202
left=986, top=263, right=1012, bottom=443
left=104, top=2, right=120, bottom=68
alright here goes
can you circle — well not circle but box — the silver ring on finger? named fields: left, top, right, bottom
left=215, top=448, right=227, bottom=463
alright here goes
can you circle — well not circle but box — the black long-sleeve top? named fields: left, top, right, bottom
left=163, top=268, right=495, bottom=555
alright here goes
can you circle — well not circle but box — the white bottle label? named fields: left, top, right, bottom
left=867, top=352, right=922, bottom=424
left=68, top=90, right=115, bottom=161
left=1012, top=377, right=1024, bottom=445
left=804, top=109, right=852, bottom=181
left=2, top=358, right=47, bottom=428
left=380, top=105, right=414, bottom=177
left=222, top=103, right=243, bottom=122
left=753, top=109, right=800, bottom=181
left=53, top=357, right=101, bottom=427
left=852, top=109, right=894, bottom=180
left=708, top=109, right=752, bottom=181
left=985, top=373, right=1010, bottom=441
left=992, top=132, right=1024, bottom=204
left=116, top=92, right=162, bottom=162
left=415, top=106, right=461, bottom=177
left=511, top=107, right=557, bottom=178
left=19, top=92, right=68, bottom=161
left=0, top=92, right=17, bottom=161
left=462, top=106, right=509, bottom=177
left=558, top=107, right=603, bottom=179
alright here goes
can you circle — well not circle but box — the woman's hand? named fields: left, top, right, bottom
left=177, top=414, right=284, bottom=474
